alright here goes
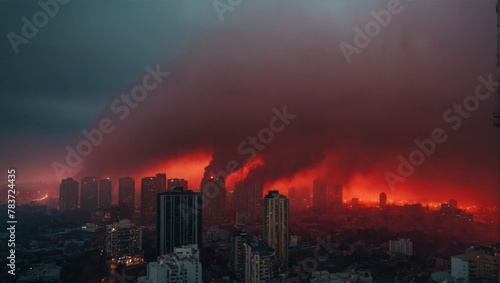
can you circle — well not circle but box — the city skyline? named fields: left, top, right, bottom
left=0, top=1, right=497, bottom=208
left=42, top=173, right=497, bottom=212
left=1, top=0, right=499, bottom=281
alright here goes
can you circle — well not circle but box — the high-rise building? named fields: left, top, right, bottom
left=379, top=192, right=387, bottom=208
left=328, top=184, right=343, bottom=207
left=201, top=176, right=226, bottom=228
left=59, top=178, right=79, bottom=211
left=263, top=190, right=288, bottom=272
left=137, top=245, right=202, bottom=283
left=389, top=239, right=413, bottom=256
left=232, top=231, right=248, bottom=281
left=228, top=190, right=234, bottom=210
left=119, top=177, right=135, bottom=218
left=81, top=177, right=98, bottom=209
left=157, top=188, right=202, bottom=256
left=313, top=178, right=327, bottom=209
left=233, top=181, right=263, bottom=220
left=243, top=237, right=277, bottom=282
left=142, top=176, right=161, bottom=223
left=168, top=178, right=188, bottom=190
left=156, top=173, right=167, bottom=191
left=99, top=178, right=112, bottom=208
left=105, top=219, right=143, bottom=266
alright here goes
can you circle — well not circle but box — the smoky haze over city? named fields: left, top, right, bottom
left=1, top=1, right=498, bottom=205
left=1, top=0, right=499, bottom=282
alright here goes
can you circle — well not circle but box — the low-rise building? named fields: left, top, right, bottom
left=137, top=244, right=202, bottom=283
left=451, top=254, right=469, bottom=283
left=389, top=238, right=413, bottom=256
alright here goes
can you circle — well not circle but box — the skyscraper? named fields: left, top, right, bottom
left=263, top=190, right=288, bottom=272
left=233, top=181, right=263, bottom=220
left=59, top=178, right=78, bottom=211
left=81, top=177, right=98, bottom=210
left=99, top=178, right=112, bottom=208
left=232, top=230, right=248, bottom=280
left=328, top=183, right=343, bottom=207
left=313, top=178, right=327, bottom=209
left=156, top=173, right=167, bottom=191
left=141, top=176, right=161, bottom=223
left=119, top=177, right=135, bottom=218
left=157, top=187, right=202, bottom=255
left=379, top=192, right=387, bottom=208
left=201, top=176, right=226, bottom=228
left=168, top=178, right=188, bottom=190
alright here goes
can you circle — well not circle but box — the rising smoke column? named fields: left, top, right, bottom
left=80, top=1, right=496, bottom=203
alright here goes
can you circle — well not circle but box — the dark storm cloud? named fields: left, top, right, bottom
left=75, top=1, right=497, bottom=202
left=0, top=0, right=217, bottom=136
left=0, top=0, right=219, bottom=178
left=1, top=1, right=497, bottom=204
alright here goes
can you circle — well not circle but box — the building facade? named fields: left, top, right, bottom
left=118, top=177, right=135, bottom=217
left=141, top=176, right=161, bottom=223
left=137, top=245, right=202, bottom=283
left=233, top=181, right=263, bottom=221
left=156, top=173, right=167, bottom=191
left=59, top=178, right=78, bottom=211
left=81, top=177, right=98, bottom=209
left=451, top=254, right=469, bottom=283
left=168, top=178, right=189, bottom=190
left=263, top=190, right=288, bottom=273
left=389, top=239, right=413, bottom=256
left=243, top=238, right=277, bottom=283
left=201, top=176, right=226, bottom=228
left=99, top=178, right=112, bottom=208
left=105, top=219, right=143, bottom=265
left=157, top=188, right=202, bottom=256
left=465, top=245, right=500, bottom=281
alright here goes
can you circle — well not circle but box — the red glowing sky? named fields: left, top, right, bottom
left=1, top=1, right=498, bottom=208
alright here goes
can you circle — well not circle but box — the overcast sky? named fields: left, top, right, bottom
left=0, top=0, right=498, bottom=205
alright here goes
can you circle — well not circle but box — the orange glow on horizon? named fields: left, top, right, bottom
left=225, top=156, right=264, bottom=189
left=136, top=150, right=212, bottom=189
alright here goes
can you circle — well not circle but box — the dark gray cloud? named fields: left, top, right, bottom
left=1, top=1, right=497, bottom=205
